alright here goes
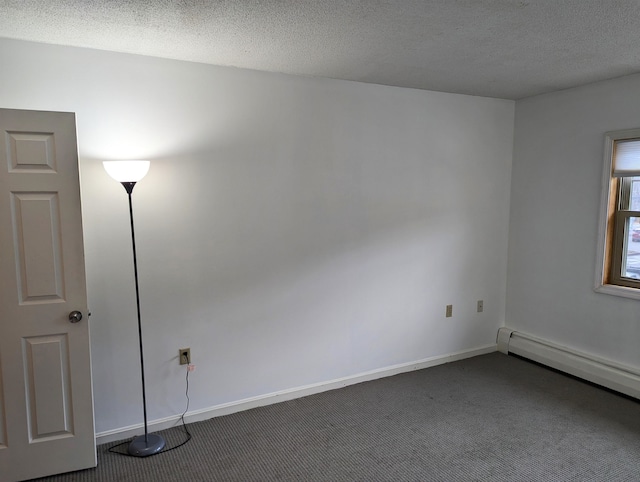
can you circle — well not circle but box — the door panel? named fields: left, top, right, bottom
left=11, top=192, right=65, bottom=303
left=0, top=108, right=95, bottom=481
left=6, top=131, right=57, bottom=172
left=23, top=334, right=73, bottom=440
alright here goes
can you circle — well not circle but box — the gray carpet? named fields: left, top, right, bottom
left=35, top=353, right=640, bottom=481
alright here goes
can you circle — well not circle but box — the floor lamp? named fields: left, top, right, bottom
left=103, top=160, right=166, bottom=457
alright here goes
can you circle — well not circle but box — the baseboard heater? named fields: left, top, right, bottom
left=497, top=328, right=640, bottom=400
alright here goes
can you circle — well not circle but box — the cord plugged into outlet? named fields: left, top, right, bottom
left=179, top=348, right=191, bottom=365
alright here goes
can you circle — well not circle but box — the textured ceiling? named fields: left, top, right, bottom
left=1, top=0, right=640, bottom=99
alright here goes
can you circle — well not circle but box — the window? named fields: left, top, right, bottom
left=595, top=129, right=640, bottom=298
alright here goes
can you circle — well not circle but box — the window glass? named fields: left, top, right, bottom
left=623, top=216, right=640, bottom=279
left=631, top=178, right=640, bottom=210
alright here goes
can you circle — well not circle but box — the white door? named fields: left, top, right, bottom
left=0, top=109, right=95, bottom=481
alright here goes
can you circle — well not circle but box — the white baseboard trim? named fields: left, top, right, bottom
left=496, top=327, right=640, bottom=399
left=96, top=344, right=496, bottom=444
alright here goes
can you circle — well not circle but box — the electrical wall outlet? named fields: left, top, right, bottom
left=477, top=300, right=484, bottom=313
left=446, top=305, right=453, bottom=317
left=179, top=348, right=191, bottom=365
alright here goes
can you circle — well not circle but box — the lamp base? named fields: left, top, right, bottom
left=128, top=433, right=166, bottom=457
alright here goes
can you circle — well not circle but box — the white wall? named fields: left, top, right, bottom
left=0, top=38, right=514, bottom=435
left=508, top=73, right=640, bottom=369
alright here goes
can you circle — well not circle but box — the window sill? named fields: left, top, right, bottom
left=594, top=283, right=640, bottom=301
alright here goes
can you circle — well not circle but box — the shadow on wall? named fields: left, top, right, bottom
left=81, top=115, right=504, bottom=419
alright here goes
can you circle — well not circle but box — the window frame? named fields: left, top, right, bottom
left=595, top=128, right=640, bottom=300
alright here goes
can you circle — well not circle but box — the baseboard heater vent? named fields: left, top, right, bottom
left=496, top=328, right=640, bottom=400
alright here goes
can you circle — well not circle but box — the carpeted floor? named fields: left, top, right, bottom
left=34, top=352, right=640, bottom=481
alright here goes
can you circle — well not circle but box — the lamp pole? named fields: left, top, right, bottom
left=124, top=182, right=150, bottom=443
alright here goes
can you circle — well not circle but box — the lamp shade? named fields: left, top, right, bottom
left=103, top=160, right=150, bottom=182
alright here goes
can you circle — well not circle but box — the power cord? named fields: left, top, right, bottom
left=108, top=359, right=192, bottom=456
left=160, top=360, right=192, bottom=453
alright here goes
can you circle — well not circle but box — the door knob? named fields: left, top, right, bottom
left=69, top=311, right=83, bottom=323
